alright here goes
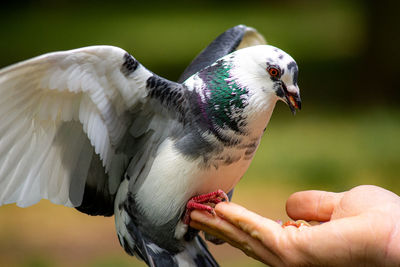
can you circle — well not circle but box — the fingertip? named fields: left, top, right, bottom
left=286, top=190, right=343, bottom=221
left=286, top=191, right=309, bottom=215
left=215, top=201, right=229, bottom=210
left=215, top=201, right=246, bottom=211
left=215, top=201, right=251, bottom=220
left=190, top=210, right=213, bottom=222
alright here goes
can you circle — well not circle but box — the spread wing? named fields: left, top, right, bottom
left=178, top=24, right=266, bottom=83
left=0, top=45, right=183, bottom=215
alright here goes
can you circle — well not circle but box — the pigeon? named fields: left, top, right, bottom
left=0, top=25, right=301, bottom=266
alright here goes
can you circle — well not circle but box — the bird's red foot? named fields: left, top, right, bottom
left=183, top=189, right=229, bottom=224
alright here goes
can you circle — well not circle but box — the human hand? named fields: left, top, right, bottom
left=190, top=185, right=400, bottom=267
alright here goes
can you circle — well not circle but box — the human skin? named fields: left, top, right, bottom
left=190, top=185, right=400, bottom=267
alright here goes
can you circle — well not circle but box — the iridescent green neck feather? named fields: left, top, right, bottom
left=199, top=60, right=248, bottom=133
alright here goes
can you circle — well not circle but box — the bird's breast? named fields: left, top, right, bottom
left=194, top=147, right=254, bottom=195
left=134, top=137, right=256, bottom=225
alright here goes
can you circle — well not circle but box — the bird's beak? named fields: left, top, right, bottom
left=282, top=83, right=301, bottom=114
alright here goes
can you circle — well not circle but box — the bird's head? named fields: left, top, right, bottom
left=188, top=44, right=301, bottom=135
left=230, top=45, right=301, bottom=114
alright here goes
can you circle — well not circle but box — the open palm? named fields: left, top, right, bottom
left=190, top=185, right=400, bottom=266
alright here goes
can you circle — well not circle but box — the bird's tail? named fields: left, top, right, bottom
left=117, top=214, right=218, bottom=267
left=138, top=234, right=219, bottom=267
left=173, top=235, right=219, bottom=267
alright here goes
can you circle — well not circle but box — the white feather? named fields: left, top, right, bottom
left=0, top=45, right=151, bottom=208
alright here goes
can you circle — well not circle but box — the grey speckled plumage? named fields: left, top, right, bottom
left=0, top=25, right=301, bottom=266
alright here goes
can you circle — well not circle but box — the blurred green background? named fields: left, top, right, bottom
left=0, top=0, right=399, bottom=266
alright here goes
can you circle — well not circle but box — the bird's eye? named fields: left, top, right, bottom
left=267, top=67, right=280, bottom=78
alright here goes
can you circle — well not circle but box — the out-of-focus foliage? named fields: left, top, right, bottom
left=1, top=0, right=398, bottom=106
left=249, top=106, right=400, bottom=192
left=0, top=0, right=399, bottom=266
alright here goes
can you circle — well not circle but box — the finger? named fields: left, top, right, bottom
left=190, top=210, right=243, bottom=244
left=286, top=190, right=344, bottom=221
left=190, top=210, right=282, bottom=266
left=190, top=211, right=256, bottom=253
left=214, top=202, right=283, bottom=246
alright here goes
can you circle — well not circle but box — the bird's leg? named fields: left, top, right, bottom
left=183, top=189, right=229, bottom=224
left=189, top=190, right=229, bottom=204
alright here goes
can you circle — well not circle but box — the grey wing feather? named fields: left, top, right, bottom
left=178, top=24, right=266, bottom=83
left=0, top=45, right=184, bottom=217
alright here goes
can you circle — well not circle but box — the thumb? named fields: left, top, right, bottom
left=286, top=190, right=344, bottom=221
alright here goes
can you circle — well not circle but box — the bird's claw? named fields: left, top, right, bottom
left=183, top=189, right=229, bottom=224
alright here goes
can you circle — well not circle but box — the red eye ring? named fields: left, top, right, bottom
left=267, top=67, right=280, bottom=78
